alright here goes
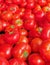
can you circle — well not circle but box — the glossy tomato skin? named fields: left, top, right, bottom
left=28, top=53, right=45, bottom=65
left=17, top=35, right=29, bottom=44
left=20, top=0, right=27, bottom=7
left=4, top=31, right=20, bottom=45
left=12, top=43, right=31, bottom=61
left=40, top=40, right=50, bottom=61
left=27, top=0, right=35, bottom=9
left=0, top=44, right=12, bottom=59
left=0, top=56, right=9, bottom=65
left=9, top=58, right=27, bottom=65
left=29, top=28, right=40, bottom=38
left=0, top=3, right=8, bottom=11
left=37, top=0, right=47, bottom=7
left=12, top=19, right=23, bottom=29
left=8, top=4, right=19, bottom=14
left=30, top=38, right=42, bottom=52
left=19, top=29, right=28, bottom=36
left=1, top=10, right=13, bottom=21
left=13, top=0, right=21, bottom=5
left=45, top=11, right=50, bottom=22
left=4, top=24, right=20, bottom=45
left=35, top=10, right=45, bottom=27
left=33, top=4, right=42, bottom=14
left=24, top=19, right=37, bottom=31
left=5, top=0, right=13, bottom=5
left=23, top=13, right=35, bottom=20
left=41, top=25, right=50, bottom=40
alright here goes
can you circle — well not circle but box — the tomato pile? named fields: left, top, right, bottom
left=0, top=0, right=50, bottom=65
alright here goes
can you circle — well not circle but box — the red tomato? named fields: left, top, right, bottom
left=38, top=0, right=47, bottom=6
left=0, top=56, right=9, bottom=65
left=29, top=28, right=40, bottom=38
left=8, top=4, right=19, bottom=14
left=24, top=19, right=37, bottom=31
left=13, top=0, right=21, bottom=5
left=17, top=35, right=29, bottom=44
left=0, top=3, right=8, bottom=11
left=19, top=29, right=28, bottom=36
left=1, top=10, right=13, bottom=21
left=27, top=0, right=35, bottom=9
left=42, top=6, right=50, bottom=13
left=0, top=44, right=12, bottom=59
left=12, top=19, right=23, bottom=29
left=35, top=10, right=45, bottom=27
left=41, top=25, right=50, bottom=40
left=33, top=4, right=42, bottom=14
left=20, top=0, right=27, bottom=7
left=30, top=38, right=42, bottom=52
left=5, top=0, right=13, bottom=5
left=45, top=11, right=50, bottom=22
left=12, top=43, right=31, bottom=61
left=4, top=25, right=20, bottom=45
left=9, top=58, right=27, bottom=65
left=28, top=53, right=45, bottom=65
left=40, top=39, right=50, bottom=61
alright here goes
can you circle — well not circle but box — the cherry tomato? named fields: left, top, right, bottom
left=28, top=53, right=45, bottom=65
left=19, top=28, right=28, bottom=36
left=9, top=58, right=27, bottom=65
left=12, top=43, right=31, bottom=61
left=30, top=38, right=42, bottom=52
left=1, top=10, right=13, bottom=21
left=0, top=44, right=12, bottom=59
left=24, top=19, right=37, bottom=31
left=40, top=39, right=50, bottom=61
left=41, top=25, right=50, bottom=40
left=17, top=35, right=29, bottom=44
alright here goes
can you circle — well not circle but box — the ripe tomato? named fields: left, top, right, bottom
left=19, top=29, right=28, bottom=36
left=13, top=0, right=21, bottom=5
left=37, top=0, right=47, bottom=6
left=28, top=53, right=45, bottom=65
left=12, top=19, right=23, bottom=29
left=20, top=0, right=27, bottom=7
left=33, top=4, right=42, bottom=14
left=9, top=58, right=27, bottom=65
left=27, top=0, right=35, bottom=9
left=40, top=39, right=50, bottom=61
left=4, top=25, right=20, bottom=45
left=8, top=4, right=19, bottom=14
left=17, top=35, right=29, bottom=44
left=41, top=25, right=50, bottom=40
left=24, top=19, right=37, bottom=31
left=0, top=44, right=12, bottom=59
left=29, top=28, right=40, bottom=38
left=45, top=11, right=50, bottom=22
left=30, top=38, right=42, bottom=52
left=35, top=10, right=45, bottom=27
left=5, top=0, right=13, bottom=5
left=12, top=43, right=31, bottom=61
left=1, top=10, right=13, bottom=21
